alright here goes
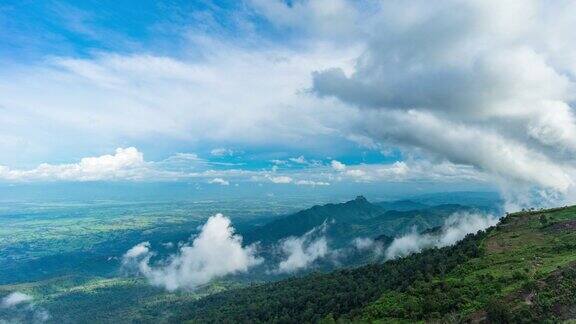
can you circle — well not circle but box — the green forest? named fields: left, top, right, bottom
left=178, top=206, right=576, bottom=323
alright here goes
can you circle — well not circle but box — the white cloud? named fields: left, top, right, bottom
left=0, top=145, right=489, bottom=187
left=209, top=178, right=230, bottom=186
left=267, top=175, right=293, bottom=184
left=123, top=242, right=150, bottom=259
left=352, top=237, right=375, bottom=250
left=294, top=180, right=330, bottom=186
left=385, top=212, right=499, bottom=259
left=167, top=153, right=201, bottom=161
left=311, top=0, right=576, bottom=206
left=210, top=148, right=234, bottom=157
left=4, top=0, right=575, bottom=207
left=330, top=160, right=346, bottom=171
left=270, top=159, right=288, bottom=166
left=249, top=0, right=363, bottom=42
left=345, top=169, right=368, bottom=181
left=122, top=214, right=262, bottom=291
left=0, top=38, right=358, bottom=166
left=1, top=292, right=33, bottom=308
left=352, top=237, right=384, bottom=256
left=289, top=156, right=307, bottom=164
left=0, top=291, right=50, bottom=322
left=275, top=224, right=329, bottom=274
left=0, top=147, right=156, bottom=181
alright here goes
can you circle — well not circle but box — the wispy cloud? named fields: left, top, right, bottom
left=274, top=222, right=330, bottom=273
left=385, top=213, right=499, bottom=260
left=1, top=292, right=33, bottom=308
left=1, top=291, right=50, bottom=323
left=209, top=178, right=230, bottom=186
left=294, top=180, right=330, bottom=186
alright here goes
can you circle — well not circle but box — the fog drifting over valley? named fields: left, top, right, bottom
left=385, top=213, right=500, bottom=259
left=123, top=210, right=499, bottom=291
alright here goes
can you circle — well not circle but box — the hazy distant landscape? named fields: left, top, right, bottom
left=0, top=190, right=503, bottom=322
left=3, top=0, right=576, bottom=322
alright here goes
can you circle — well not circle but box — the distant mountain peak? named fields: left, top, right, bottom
left=354, top=195, right=368, bottom=202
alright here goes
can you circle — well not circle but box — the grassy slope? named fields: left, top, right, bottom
left=362, top=206, right=576, bottom=322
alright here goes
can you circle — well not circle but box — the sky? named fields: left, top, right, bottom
left=2, top=0, right=576, bottom=208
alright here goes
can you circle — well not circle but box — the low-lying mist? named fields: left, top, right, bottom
left=122, top=210, right=501, bottom=292
left=385, top=212, right=500, bottom=259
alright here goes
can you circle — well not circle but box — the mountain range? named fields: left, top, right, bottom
left=176, top=205, right=576, bottom=323
left=244, top=195, right=480, bottom=248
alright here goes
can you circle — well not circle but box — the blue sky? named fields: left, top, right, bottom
left=0, top=0, right=413, bottom=183
left=2, top=0, right=576, bottom=207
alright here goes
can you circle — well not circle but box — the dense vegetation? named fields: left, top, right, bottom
left=176, top=232, right=485, bottom=323
left=180, top=206, right=576, bottom=323
left=10, top=193, right=567, bottom=323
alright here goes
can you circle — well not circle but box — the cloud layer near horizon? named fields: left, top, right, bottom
left=0, top=146, right=487, bottom=187
left=2, top=0, right=576, bottom=207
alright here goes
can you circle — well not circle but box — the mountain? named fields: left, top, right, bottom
left=375, top=199, right=429, bottom=211
left=242, top=196, right=383, bottom=245
left=410, top=191, right=503, bottom=212
left=176, top=206, right=576, bottom=323
left=243, top=196, right=473, bottom=247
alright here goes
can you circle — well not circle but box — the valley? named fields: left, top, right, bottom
left=0, top=192, right=499, bottom=323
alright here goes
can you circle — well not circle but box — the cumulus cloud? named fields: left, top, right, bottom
left=209, top=178, right=230, bottom=186
left=122, top=214, right=262, bottom=291
left=275, top=223, right=329, bottom=273
left=312, top=0, right=576, bottom=207
left=385, top=213, right=499, bottom=260
left=0, top=147, right=154, bottom=181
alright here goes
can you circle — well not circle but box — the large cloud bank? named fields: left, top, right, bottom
left=385, top=212, right=499, bottom=259
left=311, top=0, right=576, bottom=207
left=122, top=214, right=262, bottom=291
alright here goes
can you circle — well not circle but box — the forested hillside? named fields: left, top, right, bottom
left=180, top=206, right=576, bottom=323
left=0, top=196, right=485, bottom=323
left=243, top=196, right=474, bottom=247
